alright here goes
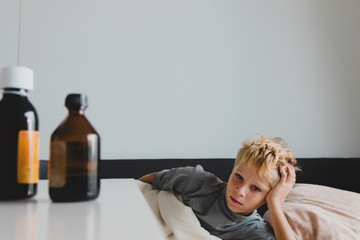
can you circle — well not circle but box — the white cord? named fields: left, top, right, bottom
left=17, top=0, right=22, bottom=66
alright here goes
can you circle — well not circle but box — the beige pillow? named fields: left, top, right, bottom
left=263, top=184, right=360, bottom=240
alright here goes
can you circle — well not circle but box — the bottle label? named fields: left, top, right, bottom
left=17, top=130, right=40, bottom=184
left=49, top=141, right=67, bottom=187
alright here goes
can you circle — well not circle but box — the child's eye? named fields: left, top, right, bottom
left=235, top=174, right=243, bottom=181
left=252, top=186, right=261, bottom=192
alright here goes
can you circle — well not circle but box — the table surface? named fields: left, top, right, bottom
left=0, top=179, right=166, bottom=240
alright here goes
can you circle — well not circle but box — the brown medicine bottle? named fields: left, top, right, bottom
left=48, top=93, right=100, bottom=202
left=0, top=66, right=39, bottom=200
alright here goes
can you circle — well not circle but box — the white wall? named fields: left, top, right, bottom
left=1, top=0, right=360, bottom=159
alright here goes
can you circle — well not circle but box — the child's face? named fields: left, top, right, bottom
left=226, top=162, right=272, bottom=215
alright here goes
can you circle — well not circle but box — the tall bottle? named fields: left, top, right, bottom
left=48, top=93, right=100, bottom=202
left=0, top=66, right=39, bottom=200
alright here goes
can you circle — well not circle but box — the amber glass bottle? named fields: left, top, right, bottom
left=48, top=93, right=100, bottom=202
left=0, top=66, right=39, bottom=200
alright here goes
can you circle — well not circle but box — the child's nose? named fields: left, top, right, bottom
left=236, top=185, right=246, bottom=197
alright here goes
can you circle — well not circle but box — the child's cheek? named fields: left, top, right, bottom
left=228, top=178, right=236, bottom=190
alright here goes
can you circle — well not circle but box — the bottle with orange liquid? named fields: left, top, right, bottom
left=0, top=66, right=39, bottom=200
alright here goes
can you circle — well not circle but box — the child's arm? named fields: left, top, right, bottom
left=266, top=164, right=296, bottom=240
left=138, top=172, right=157, bottom=184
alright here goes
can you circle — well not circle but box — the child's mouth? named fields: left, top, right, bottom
left=230, top=196, right=243, bottom=206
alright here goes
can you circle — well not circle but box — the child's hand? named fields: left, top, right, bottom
left=266, top=163, right=296, bottom=205
left=138, top=172, right=157, bottom=184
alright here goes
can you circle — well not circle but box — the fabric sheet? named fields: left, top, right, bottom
left=136, top=180, right=221, bottom=240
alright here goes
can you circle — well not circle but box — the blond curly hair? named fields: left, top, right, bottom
left=234, top=134, right=300, bottom=187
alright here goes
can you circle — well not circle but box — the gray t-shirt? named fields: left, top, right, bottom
left=153, top=165, right=275, bottom=240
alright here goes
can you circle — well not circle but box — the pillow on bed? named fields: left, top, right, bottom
left=263, top=183, right=360, bottom=240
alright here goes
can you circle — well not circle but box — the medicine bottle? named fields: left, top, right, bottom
left=0, top=66, right=39, bottom=200
left=48, top=93, right=100, bottom=202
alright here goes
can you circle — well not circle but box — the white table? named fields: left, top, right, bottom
left=0, top=179, right=166, bottom=240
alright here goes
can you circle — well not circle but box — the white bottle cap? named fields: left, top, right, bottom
left=0, top=66, right=34, bottom=91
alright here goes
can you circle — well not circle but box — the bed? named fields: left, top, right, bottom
left=40, top=157, right=360, bottom=239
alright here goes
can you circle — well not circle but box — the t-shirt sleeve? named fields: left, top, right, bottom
left=152, top=165, right=209, bottom=195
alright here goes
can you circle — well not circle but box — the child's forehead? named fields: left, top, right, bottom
left=234, top=161, right=261, bottom=172
left=233, top=162, right=272, bottom=189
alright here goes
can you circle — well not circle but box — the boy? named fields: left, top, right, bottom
left=139, top=135, right=299, bottom=240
